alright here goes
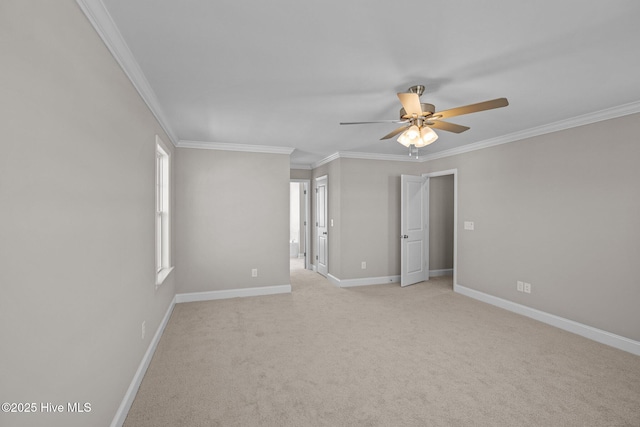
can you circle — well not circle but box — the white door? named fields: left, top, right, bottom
left=401, top=175, right=429, bottom=287
left=316, top=176, right=328, bottom=276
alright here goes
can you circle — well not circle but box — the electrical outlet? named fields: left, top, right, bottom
left=361, top=261, right=366, bottom=269
left=141, top=321, right=146, bottom=340
left=517, top=281, right=524, bottom=292
left=251, top=268, right=258, bottom=277
left=524, top=282, right=531, bottom=294
left=464, top=221, right=475, bottom=231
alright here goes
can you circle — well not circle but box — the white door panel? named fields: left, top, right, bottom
left=406, top=180, right=423, bottom=231
left=316, top=176, right=328, bottom=277
left=401, top=175, right=429, bottom=287
left=318, top=237, right=327, bottom=266
left=406, top=240, right=424, bottom=274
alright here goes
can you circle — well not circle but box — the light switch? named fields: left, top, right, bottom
left=330, top=219, right=334, bottom=227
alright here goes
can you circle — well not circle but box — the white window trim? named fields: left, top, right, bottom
left=155, top=135, right=173, bottom=287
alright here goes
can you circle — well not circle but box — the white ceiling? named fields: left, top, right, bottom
left=93, top=0, right=640, bottom=166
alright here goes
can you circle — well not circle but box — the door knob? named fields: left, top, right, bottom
left=402, top=235, right=408, bottom=239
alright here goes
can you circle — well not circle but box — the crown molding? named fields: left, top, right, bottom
left=75, top=0, right=178, bottom=145
left=290, top=164, right=312, bottom=170
left=311, top=152, right=340, bottom=169
left=311, top=150, right=420, bottom=169
left=419, top=100, right=640, bottom=162
left=177, top=140, right=295, bottom=155
left=338, top=151, right=419, bottom=162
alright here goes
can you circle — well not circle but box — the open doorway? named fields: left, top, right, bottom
left=425, top=169, right=457, bottom=288
left=290, top=180, right=310, bottom=271
left=429, top=175, right=454, bottom=276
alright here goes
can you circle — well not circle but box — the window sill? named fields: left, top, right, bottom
left=156, top=266, right=174, bottom=288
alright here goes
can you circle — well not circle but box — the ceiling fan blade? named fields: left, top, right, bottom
left=397, top=93, right=423, bottom=118
left=340, top=120, right=408, bottom=125
left=434, top=98, right=509, bottom=119
left=427, top=120, right=470, bottom=134
left=380, top=125, right=410, bottom=140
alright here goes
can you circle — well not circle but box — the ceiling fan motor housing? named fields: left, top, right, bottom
left=400, top=103, right=435, bottom=120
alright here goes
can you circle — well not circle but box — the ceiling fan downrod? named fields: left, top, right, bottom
left=408, top=85, right=425, bottom=97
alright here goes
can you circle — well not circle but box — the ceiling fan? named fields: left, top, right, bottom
left=340, top=85, right=508, bottom=153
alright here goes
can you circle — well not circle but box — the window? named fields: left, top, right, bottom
left=155, top=135, right=173, bottom=286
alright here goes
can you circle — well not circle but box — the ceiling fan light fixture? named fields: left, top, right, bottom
left=405, top=125, right=420, bottom=140
left=397, top=124, right=420, bottom=147
left=418, top=126, right=438, bottom=146
left=397, top=131, right=412, bottom=147
left=413, top=140, right=427, bottom=148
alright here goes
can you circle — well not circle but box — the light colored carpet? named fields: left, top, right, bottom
left=124, top=270, right=640, bottom=426
left=290, top=257, right=305, bottom=271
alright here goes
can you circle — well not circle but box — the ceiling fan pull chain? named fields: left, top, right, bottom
left=408, top=145, right=419, bottom=159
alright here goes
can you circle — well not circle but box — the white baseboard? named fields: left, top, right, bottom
left=311, top=264, right=317, bottom=272
left=327, top=274, right=341, bottom=287
left=111, top=297, right=176, bottom=427
left=454, top=284, right=640, bottom=356
left=328, top=274, right=401, bottom=288
left=429, top=268, right=453, bottom=277
left=175, top=284, right=291, bottom=303
left=328, top=272, right=451, bottom=287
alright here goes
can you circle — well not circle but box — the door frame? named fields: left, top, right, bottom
left=423, top=169, right=458, bottom=288
left=290, top=179, right=311, bottom=270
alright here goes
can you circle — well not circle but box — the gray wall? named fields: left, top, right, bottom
left=310, top=158, right=422, bottom=279
left=290, top=168, right=312, bottom=180
left=175, top=148, right=290, bottom=293
left=0, top=2, right=176, bottom=426
left=338, top=158, right=422, bottom=279
left=425, top=113, right=640, bottom=342
left=429, top=175, right=454, bottom=271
